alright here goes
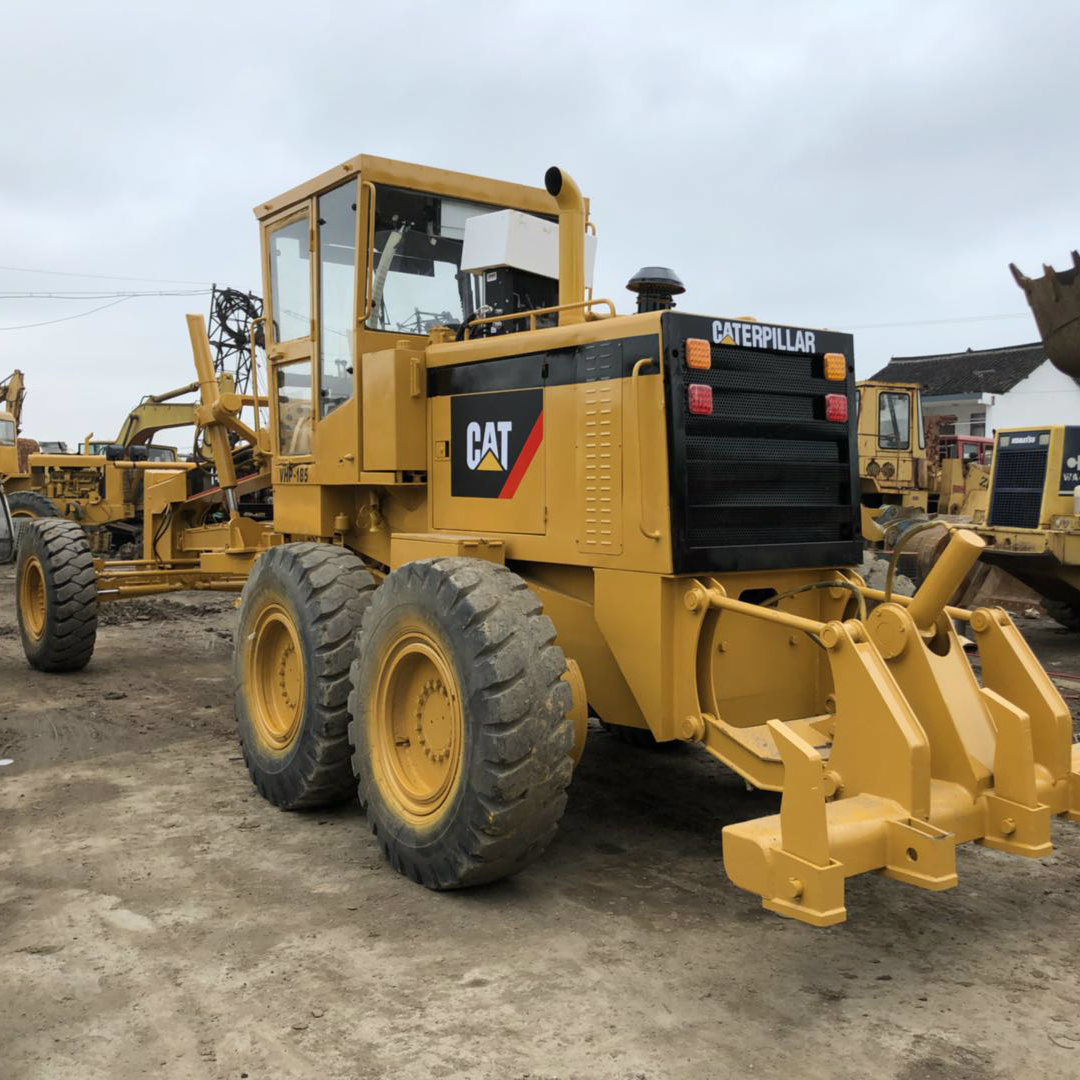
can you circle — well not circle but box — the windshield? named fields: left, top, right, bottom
left=366, top=185, right=508, bottom=336
left=878, top=392, right=911, bottom=450
left=0, top=417, right=14, bottom=445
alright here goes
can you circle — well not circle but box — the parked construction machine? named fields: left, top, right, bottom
left=0, top=483, right=14, bottom=564
left=0, top=369, right=260, bottom=555
left=14, top=156, right=1080, bottom=926
left=857, top=378, right=990, bottom=541
left=971, top=256, right=1080, bottom=631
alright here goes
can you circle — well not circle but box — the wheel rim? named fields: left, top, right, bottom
left=20, top=554, right=47, bottom=641
left=11, top=509, right=38, bottom=519
left=246, top=602, right=305, bottom=752
left=370, top=623, right=464, bottom=825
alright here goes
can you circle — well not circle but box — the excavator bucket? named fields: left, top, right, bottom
left=1010, top=252, right=1080, bottom=379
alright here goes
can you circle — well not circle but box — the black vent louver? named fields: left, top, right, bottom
left=661, top=313, right=861, bottom=574
left=988, top=433, right=1049, bottom=529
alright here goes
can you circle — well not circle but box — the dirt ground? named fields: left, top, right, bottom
left=2, top=563, right=1080, bottom=1080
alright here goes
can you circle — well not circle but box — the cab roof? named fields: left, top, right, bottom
left=254, top=154, right=574, bottom=222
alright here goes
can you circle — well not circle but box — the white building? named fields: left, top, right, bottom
left=870, top=342, right=1080, bottom=436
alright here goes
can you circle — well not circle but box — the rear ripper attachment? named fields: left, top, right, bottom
left=685, top=527, right=1080, bottom=926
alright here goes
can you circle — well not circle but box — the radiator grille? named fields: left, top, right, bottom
left=988, top=437, right=1048, bottom=528
left=662, top=314, right=860, bottom=572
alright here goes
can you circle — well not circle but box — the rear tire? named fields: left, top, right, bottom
left=1044, top=598, right=1080, bottom=632
left=16, top=519, right=97, bottom=672
left=348, top=558, right=573, bottom=889
left=234, top=543, right=376, bottom=810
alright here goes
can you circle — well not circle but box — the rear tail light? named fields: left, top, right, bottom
left=825, top=393, right=848, bottom=422
left=688, top=384, right=713, bottom=416
left=823, top=353, right=846, bottom=381
left=685, top=338, right=711, bottom=370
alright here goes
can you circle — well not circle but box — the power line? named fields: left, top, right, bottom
left=0, top=264, right=212, bottom=286
left=0, top=296, right=133, bottom=330
left=0, top=289, right=213, bottom=330
left=0, top=289, right=211, bottom=300
left=842, top=312, right=1030, bottom=331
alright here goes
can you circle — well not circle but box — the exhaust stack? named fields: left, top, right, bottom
left=544, top=167, right=586, bottom=325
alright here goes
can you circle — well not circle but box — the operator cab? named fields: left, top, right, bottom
left=939, top=434, right=992, bottom=465
left=856, top=380, right=927, bottom=491
left=88, top=440, right=178, bottom=463
left=257, top=155, right=592, bottom=483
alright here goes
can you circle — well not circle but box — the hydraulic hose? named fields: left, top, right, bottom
left=882, top=519, right=952, bottom=604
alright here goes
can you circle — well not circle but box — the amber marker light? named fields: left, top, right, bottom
left=685, top=338, right=711, bottom=371
left=824, top=353, right=846, bottom=381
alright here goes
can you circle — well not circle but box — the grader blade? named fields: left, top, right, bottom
left=717, top=529, right=1080, bottom=925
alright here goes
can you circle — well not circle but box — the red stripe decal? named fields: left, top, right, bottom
left=498, top=411, right=543, bottom=499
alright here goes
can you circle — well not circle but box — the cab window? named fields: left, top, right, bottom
left=269, top=216, right=311, bottom=343
left=365, top=185, right=505, bottom=336
left=0, top=417, right=14, bottom=444
left=318, top=181, right=356, bottom=418
left=878, top=392, right=910, bottom=450
left=277, top=359, right=314, bottom=456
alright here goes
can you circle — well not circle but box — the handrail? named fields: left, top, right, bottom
left=248, top=315, right=266, bottom=445
left=463, top=297, right=616, bottom=339
left=632, top=357, right=661, bottom=540
left=361, top=180, right=376, bottom=320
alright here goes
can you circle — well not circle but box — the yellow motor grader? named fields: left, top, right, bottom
left=1, top=369, right=259, bottom=555
left=14, top=156, right=1080, bottom=926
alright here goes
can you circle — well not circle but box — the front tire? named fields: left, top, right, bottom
left=234, top=543, right=376, bottom=809
left=9, top=490, right=59, bottom=549
left=348, top=558, right=573, bottom=889
left=16, top=519, right=97, bottom=672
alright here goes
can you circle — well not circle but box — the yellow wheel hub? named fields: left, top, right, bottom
left=247, top=602, right=305, bottom=753
left=371, top=624, right=464, bottom=824
left=11, top=509, right=38, bottom=519
left=20, top=554, right=47, bottom=641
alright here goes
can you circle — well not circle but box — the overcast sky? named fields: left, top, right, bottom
left=2, top=1, right=1078, bottom=442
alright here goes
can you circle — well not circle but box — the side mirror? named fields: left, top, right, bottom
left=0, top=485, right=14, bottom=564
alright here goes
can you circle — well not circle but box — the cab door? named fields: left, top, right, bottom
left=876, top=389, right=912, bottom=486
left=265, top=206, right=316, bottom=532
left=311, top=178, right=361, bottom=484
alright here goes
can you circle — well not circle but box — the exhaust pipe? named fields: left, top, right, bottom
left=544, top=166, right=586, bottom=325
